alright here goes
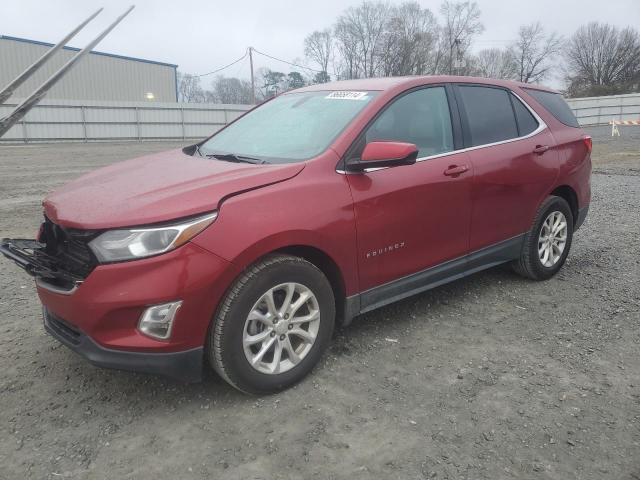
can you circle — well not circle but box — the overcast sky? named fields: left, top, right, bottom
left=2, top=0, right=639, bottom=87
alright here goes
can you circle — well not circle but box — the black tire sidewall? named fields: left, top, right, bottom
left=213, top=257, right=335, bottom=394
left=528, top=197, right=574, bottom=279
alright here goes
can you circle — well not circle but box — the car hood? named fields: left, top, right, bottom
left=43, top=149, right=305, bottom=229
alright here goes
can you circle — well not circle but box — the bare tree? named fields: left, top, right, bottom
left=333, top=19, right=361, bottom=79
left=304, top=0, right=485, bottom=79
left=334, top=2, right=391, bottom=78
left=379, top=2, right=440, bottom=76
left=203, top=90, right=217, bottom=103
left=474, top=48, right=518, bottom=79
left=177, top=72, right=205, bottom=103
left=439, top=1, right=484, bottom=74
left=304, top=30, right=333, bottom=80
left=565, top=22, right=640, bottom=96
left=211, top=76, right=253, bottom=104
left=510, top=22, right=562, bottom=83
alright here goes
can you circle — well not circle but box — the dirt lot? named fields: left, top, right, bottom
left=0, top=128, right=639, bottom=479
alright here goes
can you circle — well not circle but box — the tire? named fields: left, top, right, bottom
left=208, top=254, right=335, bottom=394
left=512, top=195, right=574, bottom=281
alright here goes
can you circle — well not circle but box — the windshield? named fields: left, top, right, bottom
left=200, top=90, right=377, bottom=163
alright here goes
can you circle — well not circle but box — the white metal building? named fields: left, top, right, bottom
left=0, top=35, right=178, bottom=103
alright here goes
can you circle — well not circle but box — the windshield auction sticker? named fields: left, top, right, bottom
left=325, top=91, right=369, bottom=100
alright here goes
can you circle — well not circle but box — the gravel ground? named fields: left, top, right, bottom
left=0, top=128, right=639, bottom=480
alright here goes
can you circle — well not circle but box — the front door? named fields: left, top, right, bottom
left=345, top=86, right=473, bottom=296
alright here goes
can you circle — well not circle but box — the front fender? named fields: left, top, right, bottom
left=191, top=163, right=360, bottom=296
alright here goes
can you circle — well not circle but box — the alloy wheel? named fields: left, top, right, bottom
left=242, top=282, right=320, bottom=374
left=537, top=211, right=568, bottom=267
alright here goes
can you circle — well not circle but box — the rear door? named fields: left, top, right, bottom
left=345, top=85, right=473, bottom=294
left=454, top=84, right=559, bottom=253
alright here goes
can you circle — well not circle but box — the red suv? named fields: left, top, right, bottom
left=1, top=76, right=591, bottom=394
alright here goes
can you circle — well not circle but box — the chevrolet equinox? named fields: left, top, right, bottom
left=1, top=76, right=591, bottom=394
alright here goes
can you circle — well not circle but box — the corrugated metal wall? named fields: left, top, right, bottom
left=0, top=99, right=251, bottom=142
left=0, top=36, right=177, bottom=102
left=566, top=93, right=640, bottom=126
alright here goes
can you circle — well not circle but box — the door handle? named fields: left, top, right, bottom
left=533, top=145, right=550, bottom=155
left=443, top=164, right=469, bottom=176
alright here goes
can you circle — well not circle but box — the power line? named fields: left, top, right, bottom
left=230, top=52, right=248, bottom=79
left=195, top=49, right=248, bottom=77
left=251, top=47, right=325, bottom=74
left=191, top=46, right=327, bottom=84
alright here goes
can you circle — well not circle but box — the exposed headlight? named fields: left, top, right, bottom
left=89, top=212, right=217, bottom=262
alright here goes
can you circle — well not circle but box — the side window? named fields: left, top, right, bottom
left=364, top=87, right=454, bottom=158
left=458, top=86, right=518, bottom=146
left=510, top=93, right=539, bottom=136
left=524, top=88, right=580, bottom=128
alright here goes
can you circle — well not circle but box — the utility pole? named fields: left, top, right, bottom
left=249, top=46, right=256, bottom=105
left=449, top=38, right=462, bottom=75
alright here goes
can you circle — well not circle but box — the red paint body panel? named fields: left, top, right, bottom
left=465, top=128, right=559, bottom=251
left=361, top=141, right=417, bottom=162
left=38, top=243, right=241, bottom=352
left=192, top=151, right=361, bottom=295
left=20, top=75, right=590, bottom=369
left=346, top=152, right=473, bottom=291
left=517, top=87, right=593, bottom=209
left=43, top=148, right=304, bottom=229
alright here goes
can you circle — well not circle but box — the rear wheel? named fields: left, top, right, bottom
left=512, top=196, right=574, bottom=280
left=208, top=254, right=335, bottom=394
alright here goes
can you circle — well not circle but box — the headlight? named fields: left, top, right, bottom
left=88, top=212, right=218, bottom=262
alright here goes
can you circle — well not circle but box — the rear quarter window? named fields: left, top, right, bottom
left=524, top=89, right=580, bottom=128
left=510, top=94, right=539, bottom=136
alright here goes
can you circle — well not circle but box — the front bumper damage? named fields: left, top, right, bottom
left=1, top=237, right=205, bottom=382
left=2, top=233, right=238, bottom=383
left=1, top=238, right=84, bottom=293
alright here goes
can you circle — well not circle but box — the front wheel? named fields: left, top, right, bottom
left=208, top=255, right=335, bottom=394
left=512, top=196, right=574, bottom=280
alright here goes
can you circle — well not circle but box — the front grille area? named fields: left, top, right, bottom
left=46, top=310, right=82, bottom=346
left=40, top=217, right=97, bottom=281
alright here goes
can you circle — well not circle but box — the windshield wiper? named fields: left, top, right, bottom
left=206, top=153, right=268, bottom=165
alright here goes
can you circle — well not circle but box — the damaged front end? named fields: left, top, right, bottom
left=1, top=218, right=97, bottom=294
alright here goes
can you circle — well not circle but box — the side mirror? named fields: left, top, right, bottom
left=346, top=141, right=418, bottom=172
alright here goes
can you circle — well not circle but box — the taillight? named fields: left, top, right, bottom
left=583, top=135, right=592, bottom=153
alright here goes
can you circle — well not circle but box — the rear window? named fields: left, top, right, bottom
left=458, top=85, right=518, bottom=146
left=525, top=89, right=580, bottom=128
